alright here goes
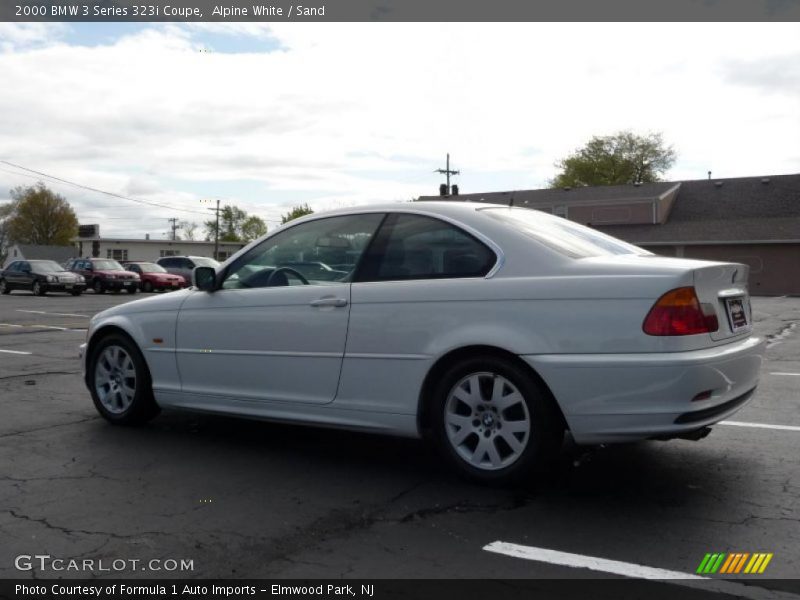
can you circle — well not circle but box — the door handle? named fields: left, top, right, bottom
left=309, top=296, right=348, bottom=308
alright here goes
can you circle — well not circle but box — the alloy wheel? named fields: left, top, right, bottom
left=94, top=345, right=137, bottom=414
left=444, top=372, right=531, bottom=471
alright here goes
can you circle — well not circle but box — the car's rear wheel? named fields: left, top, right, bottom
left=88, top=334, right=159, bottom=425
left=93, top=280, right=105, bottom=294
left=142, top=280, right=153, bottom=293
left=32, top=281, right=46, bottom=296
left=0, top=279, right=9, bottom=295
left=432, top=356, right=563, bottom=485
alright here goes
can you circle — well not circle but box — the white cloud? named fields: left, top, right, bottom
left=0, top=22, right=799, bottom=237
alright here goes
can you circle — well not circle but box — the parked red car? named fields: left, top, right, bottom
left=65, top=258, right=140, bottom=294
left=122, top=262, right=186, bottom=293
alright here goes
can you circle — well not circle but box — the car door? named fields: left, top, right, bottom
left=17, top=262, right=34, bottom=288
left=337, top=213, right=499, bottom=413
left=3, top=262, right=21, bottom=288
left=175, top=213, right=385, bottom=405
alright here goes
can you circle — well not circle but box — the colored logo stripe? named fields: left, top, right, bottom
left=698, top=553, right=773, bottom=574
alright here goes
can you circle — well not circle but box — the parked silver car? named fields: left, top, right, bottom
left=81, top=202, right=764, bottom=484
left=155, top=256, right=219, bottom=284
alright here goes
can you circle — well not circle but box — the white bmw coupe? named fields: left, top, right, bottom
left=81, top=202, right=764, bottom=484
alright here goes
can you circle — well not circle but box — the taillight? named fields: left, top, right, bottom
left=643, top=287, right=719, bottom=336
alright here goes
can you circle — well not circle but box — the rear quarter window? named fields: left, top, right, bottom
left=482, top=207, right=651, bottom=258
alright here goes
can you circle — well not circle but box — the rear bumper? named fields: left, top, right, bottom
left=523, top=335, right=765, bottom=444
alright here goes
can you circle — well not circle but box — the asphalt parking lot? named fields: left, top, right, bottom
left=0, top=290, right=798, bottom=586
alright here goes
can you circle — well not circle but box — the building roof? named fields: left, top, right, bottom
left=69, top=237, right=244, bottom=246
left=422, top=173, right=800, bottom=244
left=597, top=174, right=800, bottom=244
left=421, top=181, right=679, bottom=206
left=12, top=244, right=76, bottom=262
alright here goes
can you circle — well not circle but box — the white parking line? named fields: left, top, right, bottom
left=720, top=421, right=800, bottom=432
left=0, top=349, right=32, bottom=355
left=483, top=541, right=799, bottom=600
left=16, top=310, right=89, bottom=318
left=770, top=372, right=800, bottom=377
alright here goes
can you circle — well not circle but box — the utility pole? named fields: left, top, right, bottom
left=435, top=153, right=460, bottom=195
left=202, top=199, right=222, bottom=260
left=168, top=217, right=180, bottom=241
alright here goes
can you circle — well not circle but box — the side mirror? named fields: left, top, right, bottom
left=193, top=266, right=217, bottom=292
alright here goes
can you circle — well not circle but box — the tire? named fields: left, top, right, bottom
left=142, top=280, right=153, bottom=293
left=93, top=280, right=105, bottom=294
left=0, top=279, right=9, bottom=295
left=126, top=286, right=138, bottom=294
left=431, top=355, right=563, bottom=486
left=33, top=281, right=46, bottom=296
left=88, top=333, right=159, bottom=425
left=71, top=290, right=83, bottom=296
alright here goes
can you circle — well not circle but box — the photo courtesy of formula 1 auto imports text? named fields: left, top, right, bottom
left=0, top=1, right=799, bottom=599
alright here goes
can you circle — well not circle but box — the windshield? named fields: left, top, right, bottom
left=93, top=260, right=124, bottom=270
left=30, top=260, right=65, bottom=273
left=137, top=263, right=167, bottom=273
left=482, top=207, right=651, bottom=258
left=192, top=257, right=220, bottom=268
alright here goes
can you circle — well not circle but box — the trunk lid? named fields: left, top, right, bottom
left=692, top=262, right=752, bottom=342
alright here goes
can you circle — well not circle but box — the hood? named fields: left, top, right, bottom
left=93, top=288, right=193, bottom=321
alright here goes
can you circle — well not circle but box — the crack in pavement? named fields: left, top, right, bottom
left=4, top=509, right=175, bottom=541
left=261, top=483, right=534, bottom=569
left=0, top=370, right=81, bottom=381
left=0, top=416, right=99, bottom=439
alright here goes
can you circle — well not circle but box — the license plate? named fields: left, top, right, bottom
left=65, top=284, right=73, bottom=289
left=725, top=297, right=749, bottom=332
left=124, top=281, right=132, bottom=286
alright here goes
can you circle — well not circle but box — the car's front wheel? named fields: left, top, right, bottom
left=432, top=356, right=563, bottom=485
left=142, top=280, right=153, bottom=293
left=32, top=281, right=46, bottom=296
left=88, top=334, right=159, bottom=425
left=93, top=280, right=105, bottom=294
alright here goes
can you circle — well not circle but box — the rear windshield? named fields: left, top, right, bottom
left=29, top=260, right=65, bottom=272
left=482, top=207, right=651, bottom=258
left=192, top=257, right=220, bottom=268
left=137, top=263, right=166, bottom=273
left=93, top=260, right=124, bottom=270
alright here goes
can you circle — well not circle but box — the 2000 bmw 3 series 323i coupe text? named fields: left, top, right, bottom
left=79, top=202, right=765, bottom=484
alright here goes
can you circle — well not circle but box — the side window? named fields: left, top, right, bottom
left=7, top=262, right=20, bottom=272
left=357, top=214, right=496, bottom=282
left=183, top=259, right=196, bottom=269
left=128, top=264, right=141, bottom=273
left=222, top=213, right=384, bottom=289
left=160, top=258, right=175, bottom=268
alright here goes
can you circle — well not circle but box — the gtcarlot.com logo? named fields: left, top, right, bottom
left=15, top=555, right=194, bottom=573
left=697, top=552, right=773, bottom=575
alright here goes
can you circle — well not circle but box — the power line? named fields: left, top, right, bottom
left=0, top=160, right=210, bottom=216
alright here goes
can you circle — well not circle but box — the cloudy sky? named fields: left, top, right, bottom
left=0, top=22, right=798, bottom=239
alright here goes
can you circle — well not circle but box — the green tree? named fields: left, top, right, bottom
left=281, top=203, right=314, bottom=224
left=6, top=183, right=79, bottom=246
left=0, top=202, right=14, bottom=264
left=550, top=131, right=676, bottom=188
left=241, top=215, right=267, bottom=241
left=204, top=205, right=267, bottom=243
